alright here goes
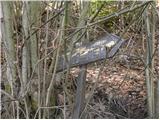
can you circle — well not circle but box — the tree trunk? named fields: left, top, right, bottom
left=1, top=1, right=17, bottom=118
left=29, top=2, right=40, bottom=74
left=144, top=5, right=157, bottom=118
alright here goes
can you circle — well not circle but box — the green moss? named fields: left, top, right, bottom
left=50, top=95, right=56, bottom=106
left=49, top=93, right=56, bottom=115
left=31, top=98, right=38, bottom=110
left=5, top=84, right=11, bottom=93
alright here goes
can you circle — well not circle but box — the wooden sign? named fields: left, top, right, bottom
left=57, top=34, right=125, bottom=72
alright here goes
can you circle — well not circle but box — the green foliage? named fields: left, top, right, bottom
left=90, top=1, right=119, bottom=31
left=90, top=1, right=118, bottom=17
left=91, top=0, right=113, bottom=3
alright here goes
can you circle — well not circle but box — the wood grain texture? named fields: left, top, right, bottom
left=56, top=34, right=125, bottom=72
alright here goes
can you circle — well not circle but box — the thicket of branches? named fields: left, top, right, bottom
left=1, top=1, right=159, bottom=119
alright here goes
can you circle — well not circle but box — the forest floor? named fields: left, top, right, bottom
left=68, top=32, right=159, bottom=118
left=70, top=58, right=147, bottom=118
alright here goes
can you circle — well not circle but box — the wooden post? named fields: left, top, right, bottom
left=72, top=65, right=87, bottom=118
left=71, top=34, right=124, bottom=118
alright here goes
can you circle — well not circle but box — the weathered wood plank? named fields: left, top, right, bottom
left=107, top=40, right=124, bottom=58
left=57, top=47, right=106, bottom=72
left=56, top=34, right=124, bottom=72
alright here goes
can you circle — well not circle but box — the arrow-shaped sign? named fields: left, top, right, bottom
left=56, top=34, right=125, bottom=72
